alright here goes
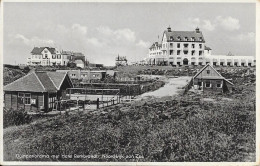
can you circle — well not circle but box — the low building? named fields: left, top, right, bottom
left=56, top=70, right=107, bottom=81
left=3, top=71, right=73, bottom=112
left=192, top=64, right=234, bottom=93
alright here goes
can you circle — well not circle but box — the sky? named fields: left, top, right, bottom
left=3, top=2, right=256, bottom=66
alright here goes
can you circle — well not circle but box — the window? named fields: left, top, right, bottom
left=199, top=51, right=202, bottom=56
left=191, top=37, right=195, bottom=41
left=216, top=81, right=222, bottom=88
left=18, top=93, right=31, bottom=105
left=207, top=70, right=210, bottom=74
left=199, top=37, right=203, bottom=41
left=183, top=50, right=188, bottom=55
left=177, top=36, right=181, bottom=41
left=184, top=44, right=188, bottom=48
left=192, top=44, right=195, bottom=48
left=52, top=55, right=56, bottom=59
left=177, top=50, right=181, bottom=55
left=71, top=74, right=76, bottom=77
left=199, top=44, right=202, bottom=49
left=185, top=37, right=188, bottom=41
left=191, top=50, right=195, bottom=55
left=170, top=43, right=173, bottom=48
left=205, top=81, right=211, bottom=88
left=57, top=55, right=61, bottom=59
left=170, top=50, right=174, bottom=55
left=198, top=81, right=202, bottom=86
left=44, top=50, right=48, bottom=53
left=45, top=54, right=48, bottom=58
left=170, top=37, right=174, bottom=41
left=177, top=43, right=180, bottom=48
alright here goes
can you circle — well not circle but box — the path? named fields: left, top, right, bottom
left=136, top=76, right=192, bottom=99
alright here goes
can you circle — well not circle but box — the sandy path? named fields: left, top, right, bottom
left=137, top=76, right=192, bottom=99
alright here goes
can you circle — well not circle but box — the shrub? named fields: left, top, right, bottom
left=3, top=108, right=32, bottom=128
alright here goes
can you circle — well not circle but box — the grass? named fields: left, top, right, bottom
left=3, top=85, right=255, bottom=161
left=3, top=66, right=256, bottom=162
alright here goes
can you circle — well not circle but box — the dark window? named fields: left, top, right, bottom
left=170, top=50, right=174, bottom=55
left=199, top=44, right=202, bottom=49
left=199, top=51, right=202, bottom=56
left=177, top=43, right=180, bottom=48
left=207, top=70, right=210, bottom=74
left=192, top=50, right=195, bottom=55
left=192, top=44, right=195, bottom=48
left=52, top=55, right=56, bottom=59
left=216, top=81, right=222, bottom=88
left=184, top=44, right=188, bottom=48
left=205, top=81, right=211, bottom=88
left=177, top=50, right=181, bottom=55
left=18, top=93, right=31, bottom=105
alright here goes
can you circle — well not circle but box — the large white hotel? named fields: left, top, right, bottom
left=147, top=26, right=255, bottom=67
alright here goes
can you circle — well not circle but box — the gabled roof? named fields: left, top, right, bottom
left=31, top=47, right=56, bottom=55
left=193, top=64, right=223, bottom=79
left=163, top=30, right=205, bottom=43
left=149, top=42, right=162, bottom=49
left=205, top=46, right=212, bottom=50
left=4, top=71, right=71, bottom=92
left=193, top=64, right=234, bottom=86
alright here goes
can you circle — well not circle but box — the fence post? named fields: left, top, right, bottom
left=97, top=98, right=99, bottom=109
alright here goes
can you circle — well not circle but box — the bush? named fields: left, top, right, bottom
left=3, top=108, right=32, bottom=128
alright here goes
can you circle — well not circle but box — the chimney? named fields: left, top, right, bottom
left=195, top=27, right=200, bottom=33
left=167, top=26, right=171, bottom=32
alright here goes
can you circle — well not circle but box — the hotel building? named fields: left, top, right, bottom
left=147, top=27, right=255, bottom=67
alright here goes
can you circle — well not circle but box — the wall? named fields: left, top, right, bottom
left=4, top=91, right=44, bottom=111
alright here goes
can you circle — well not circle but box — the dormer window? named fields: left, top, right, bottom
left=199, top=37, right=203, bottom=41
left=170, top=36, right=174, bottom=41
left=185, top=37, right=188, bottom=41
left=191, top=37, right=195, bottom=41
left=177, top=36, right=181, bottom=41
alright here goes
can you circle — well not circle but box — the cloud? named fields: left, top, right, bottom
left=188, top=16, right=240, bottom=31
left=96, top=26, right=113, bottom=36
left=72, top=24, right=88, bottom=35
left=216, top=16, right=240, bottom=31
left=232, top=32, right=255, bottom=43
left=14, top=34, right=55, bottom=46
left=8, top=24, right=148, bottom=66
left=136, top=40, right=150, bottom=48
left=202, top=20, right=215, bottom=31
left=87, top=37, right=102, bottom=47
left=97, top=26, right=136, bottom=42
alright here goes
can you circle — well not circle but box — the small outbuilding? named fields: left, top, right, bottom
left=192, top=64, right=234, bottom=93
left=3, top=71, right=73, bottom=112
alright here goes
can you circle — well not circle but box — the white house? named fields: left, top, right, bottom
left=147, top=26, right=255, bottom=67
left=27, top=47, right=82, bottom=66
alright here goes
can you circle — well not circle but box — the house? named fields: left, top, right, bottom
left=3, top=71, right=73, bottom=112
left=192, top=64, right=234, bottom=93
left=147, top=26, right=255, bottom=66
left=27, top=47, right=71, bottom=66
